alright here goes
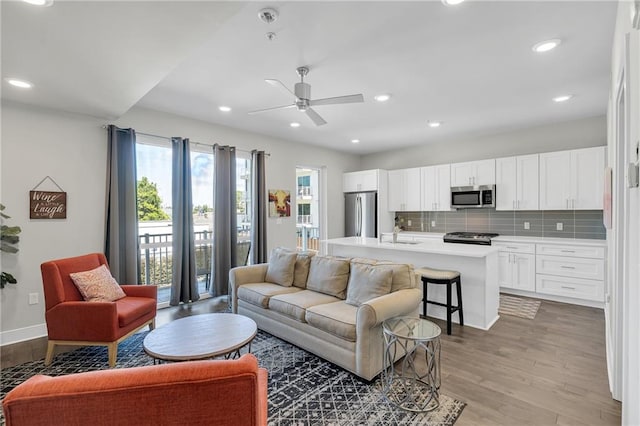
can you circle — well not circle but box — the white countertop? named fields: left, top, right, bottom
left=492, top=235, right=607, bottom=247
left=324, top=237, right=497, bottom=258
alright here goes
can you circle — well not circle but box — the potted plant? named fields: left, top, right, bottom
left=1, top=204, right=21, bottom=288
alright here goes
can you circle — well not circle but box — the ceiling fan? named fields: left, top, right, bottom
left=248, top=66, right=364, bottom=126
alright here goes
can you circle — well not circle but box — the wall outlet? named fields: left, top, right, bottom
left=556, top=222, right=563, bottom=231
left=524, top=222, right=530, bottom=230
left=28, top=293, right=39, bottom=305
left=276, top=218, right=282, bottom=225
left=407, top=220, right=412, bottom=226
left=431, top=221, right=436, bottom=227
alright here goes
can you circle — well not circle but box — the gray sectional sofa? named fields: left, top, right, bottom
left=229, top=248, right=422, bottom=380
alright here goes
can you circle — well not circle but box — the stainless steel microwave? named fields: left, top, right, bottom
left=450, top=185, right=496, bottom=209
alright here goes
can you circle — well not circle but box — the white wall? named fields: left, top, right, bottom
left=360, top=115, right=606, bottom=170
left=1, top=101, right=107, bottom=343
left=0, top=102, right=360, bottom=344
left=607, top=2, right=640, bottom=424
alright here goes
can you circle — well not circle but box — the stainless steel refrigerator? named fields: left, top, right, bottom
left=344, top=191, right=377, bottom=237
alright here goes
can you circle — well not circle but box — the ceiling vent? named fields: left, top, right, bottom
left=258, top=8, right=279, bottom=24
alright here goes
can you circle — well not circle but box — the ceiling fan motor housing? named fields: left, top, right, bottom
left=295, top=82, right=311, bottom=101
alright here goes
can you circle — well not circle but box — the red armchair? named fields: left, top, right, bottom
left=41, top=253, right=157, bottom=367
left=3, top=354, right=268, bottom=426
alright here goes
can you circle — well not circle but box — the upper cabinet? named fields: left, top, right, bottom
left=539, top=146, right=605, bottom=210
left=343, top=169, right=379, bottom=193
left=420, top=164, right=452, bottom=211
left=387, top=168, right=421, bottom=211
left=450, top=159, right=496, bottom=186
left=495, top=154, right=539, bottom=211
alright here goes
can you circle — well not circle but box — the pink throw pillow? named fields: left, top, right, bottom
left=69, top=264, right=126, bottom=302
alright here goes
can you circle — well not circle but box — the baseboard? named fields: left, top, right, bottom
left=1, top=323, right=47, bottom=346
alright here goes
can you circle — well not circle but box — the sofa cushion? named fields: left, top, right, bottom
left=116, top=296, right=156, bottom=327
left=375, top=261, right=416, bottom=291
left=306, top=256, right=351, bottom=299
left=293, top=252, right=315, bottom=288
left=345, top=262, right=393, bottom=307
left=237, top=283, right=301, bottom=308
left=69, top=264, right=126, bottom=302
left=265, top=248, right=297, bottom=287
left=269, top=290, right=341, bottom=322
left=305, top=301, right=358, bottom=342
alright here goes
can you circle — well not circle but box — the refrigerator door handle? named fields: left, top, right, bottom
left=356, top=195, right=362, bottom=236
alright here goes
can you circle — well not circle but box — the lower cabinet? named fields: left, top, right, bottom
left=496, top=243, right=535, bottom=291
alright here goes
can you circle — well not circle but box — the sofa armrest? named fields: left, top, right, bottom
left=121, top=285, right=157, bottom=300
left=358, top=288, right=422, bottom=328
left=229, top=264, right=269, bottom=313
left=46, top=301, right=120, bottom=341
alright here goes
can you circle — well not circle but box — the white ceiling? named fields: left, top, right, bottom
left=2, top=1, right=617, bottom=155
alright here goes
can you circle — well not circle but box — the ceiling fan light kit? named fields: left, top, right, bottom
left=248, top=66, right=364, bottom=126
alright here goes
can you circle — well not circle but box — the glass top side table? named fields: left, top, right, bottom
left=381, top=316, right=442, bottom=412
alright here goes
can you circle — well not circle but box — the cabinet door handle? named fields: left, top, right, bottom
left=561, top=286, right=576, bottom=290
left=561, top=265, right=576, bottom=269
left=517, top=200, right=520, bottom=209
left=560, top=250, right=576, bottom=253
left=506, top=246, right=518, bottom=249
left=512, top=200, right=515, bottom=209
left=566, top=199, right=569, bottom=209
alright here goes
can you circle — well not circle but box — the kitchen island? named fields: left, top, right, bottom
left=325, top=236, right=500, bottom=330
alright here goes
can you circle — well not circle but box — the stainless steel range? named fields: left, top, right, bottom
left=443, top=232, right=499, bottom=245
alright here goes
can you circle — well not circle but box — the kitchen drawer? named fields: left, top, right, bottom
left=493, top=242, right=535, bottom=254
left=536, top=255, right=604, bottom=280
left=536, top=244, right=605, bottom=259
left=536, top=274, right=604, bottom=302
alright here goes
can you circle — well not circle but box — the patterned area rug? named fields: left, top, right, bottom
left=499, top=294, right=542, bottom=320
left=1, top=331, right=465, bottom=426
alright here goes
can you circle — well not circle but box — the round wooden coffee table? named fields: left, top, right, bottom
left=143, top=313, right=257, bottom=362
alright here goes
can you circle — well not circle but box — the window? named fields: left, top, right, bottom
left=297, top=175, right=310, bottom=187
left=298, top=203, right=311, bottom=216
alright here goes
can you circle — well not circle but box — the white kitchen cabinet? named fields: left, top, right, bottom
left=450, top=159, right=496, bottom=186
left=387, top=168, right=421, bottom=211
left=495, top=154, right=539, bottom=210
left=343, top=169, right=379, bottom=193
left=539, top=146, right=605, bottom=210
left=420, top=164, right=452, bottom=211
left=535, top=242, right=605, bottom=303
left=495, top=243, right=535, bottom=291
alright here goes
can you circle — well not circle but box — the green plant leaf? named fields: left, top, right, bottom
left=1, top=235, right=19, bottom=244
left=1, top=241, right=19, bottom=253
left=1, top=225, right=21, bottom=236
left=1, top=272, right=17, bottom=288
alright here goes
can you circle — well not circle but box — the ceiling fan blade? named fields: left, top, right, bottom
left=305, top=107, right=327, bottom=126
left=247, top=104, right=296, bottom=115
left=265, top=79, right=296, bottom=99
left=309, top=94, right=364, bottom=107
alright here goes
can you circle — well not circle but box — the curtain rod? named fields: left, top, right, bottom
left=101, top=125, right=270, bottom=156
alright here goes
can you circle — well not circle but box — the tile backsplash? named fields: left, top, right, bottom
left=395, top=209, right=605, bottom=240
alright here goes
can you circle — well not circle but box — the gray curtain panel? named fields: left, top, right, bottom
left=251, top=150, right=268, bottom=264
left=211, top=144, right=237, bottom=296
left=170, top=137, right=199, bottom=305
left=105, top=125, right=139, bottom=284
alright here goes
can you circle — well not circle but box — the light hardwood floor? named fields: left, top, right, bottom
left=2, top=296, right=620, bottom=425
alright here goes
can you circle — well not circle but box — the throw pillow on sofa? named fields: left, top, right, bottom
left=293, top=251, right=315, bottom=288
left=306, top=256, right=351, bottom=299
left=69, top=264, right=126, bottom=302
left=265, top=247, right=297, bottom=287
left=345, top=262, right=393, bottom=307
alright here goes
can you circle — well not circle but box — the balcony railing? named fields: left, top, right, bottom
left=297, top=215, right=313, bottom=224
left=296, top=225, right=319, bottom=252
left=298, top=186, right=312, bottom=197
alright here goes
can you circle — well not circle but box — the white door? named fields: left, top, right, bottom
left=496, top=157, right=516, bottom=210
left=517, top=154, right=539, bottom=210
left=539, top=150, right=572, bottom=209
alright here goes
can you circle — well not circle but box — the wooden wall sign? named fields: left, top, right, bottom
left=30, top=191, right=67, bottom=219
left=30, top=176, right=67, bottom=219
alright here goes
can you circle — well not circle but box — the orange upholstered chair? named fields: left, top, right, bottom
left=2, top=354, right=268, bottom=426
left=41, top=253, right=157, bottom=367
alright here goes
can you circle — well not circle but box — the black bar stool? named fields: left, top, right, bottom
left=415, top=267, right=463, bottom=335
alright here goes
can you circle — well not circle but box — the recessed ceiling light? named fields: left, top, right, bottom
left=351, top=139, right=360, bottom=144
left=442, top=0, right=465, bottom=5
left=553, top=95, right=573, bottom=103
left=22, top=0, right=54, bottom=6
left=290, top=122, right=300, bottom=128
left=532, top=39, right=561, bottom=53
left=218, top=106, right=231, bottom=112
left=427, top=121, right=442, bottom=128
left=5, top=78, right=33, bottom=89
left=374, top=94, right=391, bottom=102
